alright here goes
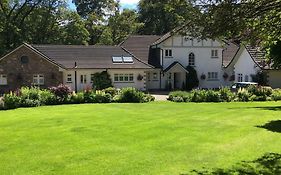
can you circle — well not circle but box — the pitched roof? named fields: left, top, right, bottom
left=30, top=44, right=153, bottom=69
left=120, top=35, right=161, bottom=63
left=164, top=61, right=189, bottom=73
left=222, top=41, right=240, bottom=67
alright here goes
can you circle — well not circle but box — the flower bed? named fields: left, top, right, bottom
left=168, top=86, right=281, bottom=103
left=0, top=85, right=155, bottom=110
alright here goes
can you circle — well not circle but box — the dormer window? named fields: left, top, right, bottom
left=165, top=49, right=172, bottom=57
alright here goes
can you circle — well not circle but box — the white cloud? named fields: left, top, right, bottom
left=120, top=0, right=139, bottom=5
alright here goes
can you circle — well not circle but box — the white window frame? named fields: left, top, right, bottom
left=80, top=75, right=87, bottom=84
left=0, top=74, right=8, bottom=85
left=211, top=49, right=218, bottom=58
left=208, top=72, right=218, bottom=80
left=165, top=49, right=173, bottom=58
left=66, top=74, right=72, bottom=83
left=188, top=53, right=195, bottom=66
left=245, top=75, right=249, bottom=82
left=114, top=74, right=134, bottom=83
left=33, top=74, right=44, bottom=85
left=238, top=73, right=243, bottom=82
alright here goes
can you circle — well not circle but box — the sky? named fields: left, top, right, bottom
left=68, top=0, right=139, bottom=10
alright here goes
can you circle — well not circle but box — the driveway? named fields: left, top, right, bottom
left=149, top=91, right=169, bottom=101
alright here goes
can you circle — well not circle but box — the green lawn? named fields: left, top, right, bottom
left=0, top=102, right=280, bottom=175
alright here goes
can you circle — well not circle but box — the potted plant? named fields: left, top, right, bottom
left=137, top=74, right=143, bottom=81
left=223, top=72, right=229, bottom=80
left=200, top=74, right=206, bottom=80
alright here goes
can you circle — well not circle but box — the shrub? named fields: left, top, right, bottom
left=237, top=88, right=250, bottom=102
left=92, top=71, right=112, bottom=90
left=247, top=85, right=272, bottom=97
left=172, top=96, right=184, bottom=102
left=143, top=94, right=155, bottom=102
left=205, top=90, right=220, bottom=102
left=219, top=87, right=234, bottom=102
left=116, top=88, right=147, bottom=103
left=68, top=92, right=85, bottom=104
left=40, top=90, right=58, bottom=105
left=168, top=91, right=192, bottom=102
left=20, top=99, right=41, bottom=107
left=49, top=84, right=71, bottom=102
left=3, top=93, right=21, bottom=109
left=20, top=87, right=41, bottom=101
left=271, top=89, right=281, bottom=101
left=185, top=66, right=199, bottom=90
left=0, top=97, right=4, bottom=110
left=191, top=90, right=207, bottom=102
left=92, top=93, right=112, bottom=103
left=103, top=87, right=118, bottom=97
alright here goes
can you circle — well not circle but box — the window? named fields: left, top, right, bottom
left=211, top=50, right=218, bottom=58
left=238, top=74, right=243, bottom=82
left=112, top=56, right=134, bottom=63
left=66, top=74, right=72, bottom=83
left=165, top=49, right=173, bottom=57
left=245, top=75, right=249, bottom=82
left=80, top=75, right=87, bottom=84
left=188, top=53, right=195, bottom=66
left=147, top=73, right=150, bottom=81
left=20, top=56, right=29, bottom=64
left=112, top=57, right=123, bottom=63
left=90, top=74, right=95, bottom=83
left=33, top=74, right=44, bottom=85
left=153, top=73, right=158, bottom=80
left=208, top=72, right=218, bottom=80
left=123, top=57, right=133, bottom=63
left=0, top=74, right=7, bottom=85
left=114, top=74, right=134, bottom=82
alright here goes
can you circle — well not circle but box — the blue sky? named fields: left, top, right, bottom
left=68, top=0, right=139, bottom=10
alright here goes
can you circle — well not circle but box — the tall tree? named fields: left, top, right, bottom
left=98, top=9, right=143, bottom=45
left=61, top=11, right=90, bottom=45
left=72, top=0, right=117, bottom=18
left=138, top=0, right=199, bottom=35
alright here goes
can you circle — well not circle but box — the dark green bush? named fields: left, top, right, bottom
left=185, top=66, right=199, bottom=90
left=92, top=93, right=112, bottom=103
left=168, top=91, right=192, bottom=102
left=40, top=90, right=58, bottom=105
left=219, top=88, right=234, bottom=102
left=92, top=71, right=112, bottom=90
left=116, top=88, right=149, bottom=103
left=172, top=96, right=184, bottom=102
left=3, top=93, right=21, bottom=109
left=271, top=89, right=281, bottom=101
left=68, top=92, right=85, bottom=104
left=20, top=99, right=41, bottom=107
left=205, top=90, right=220, bottom=102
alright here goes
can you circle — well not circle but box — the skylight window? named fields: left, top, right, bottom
left=123, top=56, right=133, bottom=63
left=112, top=57, right=123, bottom=63
left=112, top=56, right=134, bottom=63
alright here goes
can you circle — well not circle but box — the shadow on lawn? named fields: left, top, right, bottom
left=252, top=106, right=281, bottom=111
left=257, top=120, right=281, bottom=133
left=186, top=153, right=281, bottom=175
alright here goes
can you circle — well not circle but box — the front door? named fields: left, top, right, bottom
left=174, top=73, right=181, bottom=89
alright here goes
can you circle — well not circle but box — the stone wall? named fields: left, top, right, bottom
left=0, top=45, right=63, bottom=93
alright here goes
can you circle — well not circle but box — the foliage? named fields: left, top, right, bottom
left=49, top=84, right=71, bottom=102
left=39, top=90, right=58, bottom=105
left=219, top=87, right=234, bottom=102
left=102, top=87, right=118, bottom=97
left=68, top=92, right=85, bottom=104
left=115, top=87, right=154, bottom=103
left=92, top=71, right=112, bottom=90
left=185, top=66, right=199, bottom=90
left=138, top=0, right=198, bottom=35
left=3, top=93, right=21, bottom=109
left=237, top=88, right=250, bottom=102
left=251, top=71, right=268, bottom=86
left=268, top=40, right=281, bottom=68
left=271, top=89, right=281, bottom=101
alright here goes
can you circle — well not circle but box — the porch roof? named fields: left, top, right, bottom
left=164, top=62, right=189, bottom=73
